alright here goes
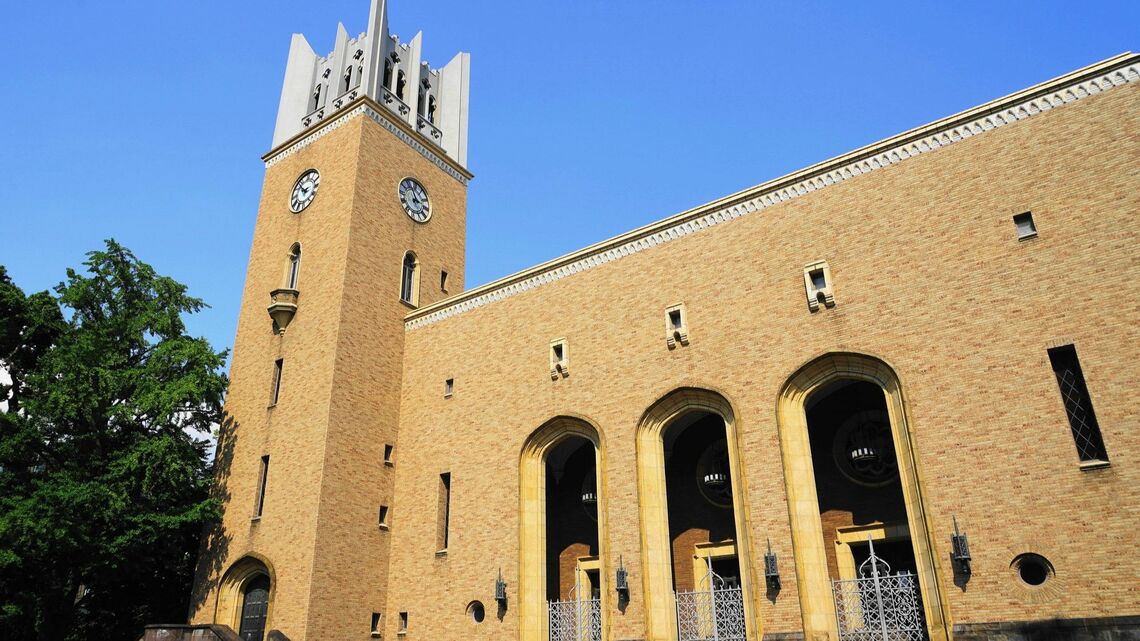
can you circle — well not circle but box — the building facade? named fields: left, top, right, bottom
left=173, top=2, right=1140, bottom=640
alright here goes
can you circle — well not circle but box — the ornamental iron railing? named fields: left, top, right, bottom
left=831, top=538, right=926, bottom=641
left=548, top=594, right=601, bottom=641
left=675, top=561, right=746, bottom=641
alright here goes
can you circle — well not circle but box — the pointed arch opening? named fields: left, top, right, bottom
left=519, top=416, right=608, bottom=641
left=286, top=243, right=301, bottom=290
left=400, top=251, right=419, bottom=305
left=636, top=388, right=759, bottom=641
left=776, top=352, right=949, bottom=641
left=214, top=554, right=275, bottom=641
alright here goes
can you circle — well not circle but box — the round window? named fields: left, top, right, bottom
left=1011, top=553, right=1053, bottom=587
left=466, top=600, right=485, bottom=624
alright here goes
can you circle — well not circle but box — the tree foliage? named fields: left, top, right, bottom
left=0, top=241, right=228, bottom=641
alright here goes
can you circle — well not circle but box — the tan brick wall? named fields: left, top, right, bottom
left=387, top=83, right=1139, bottom=641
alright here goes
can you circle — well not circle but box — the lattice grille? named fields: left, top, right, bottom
left=1055, top=366, right=1107, bottom=462
left=832, top=542, right=926, bottom=641
left=675, top=586, right=746, bottom=641
left=548, top=598, right=601, bottom=641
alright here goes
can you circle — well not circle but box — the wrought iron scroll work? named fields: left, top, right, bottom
left=831, top=538, right=926, bottom=641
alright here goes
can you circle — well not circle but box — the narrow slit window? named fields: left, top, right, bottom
left=370, top=613, right=381, bottom=637
left=270, top=359, right=284, bottom=406
left=552, top=343, right=564, bottom=362
left=383, top=444, right=395, bottom=465
left=1014, top=212, right=1037, bottom=239
left=344, top=66, right=352, bottom=92
left=669, top=309, right=683, bottom=330
left=440, top=270, right=449, bottom=292
left=418, top=90, right=427, bottom=116
left=312, top=84, right=322, bottom=111
left=428, top=96, right=437, bottom=124
left=255, top=455, right=269, bottom=517
left=287, top=244, right=301, bottom=289
left=398, top=612, right=408, bottom=634
left=378, top=505, right=390, bottom=528
left=396, top=70, right=406, bottom=100
left=400, top=252, right=418, bottom=305
left=1048, top=345, right=1108, bottom=464
left=383, top=60, right=393, bottom=90
left=444, top=378, right=454, bottom=397
left=437, top=473, right=452, bottom=551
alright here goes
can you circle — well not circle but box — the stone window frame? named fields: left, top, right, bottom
left=549, top=338, right=569, bottom=379
left=803, top=260, right=836, bottom=312
left=665, top=303, right=690, bottom=348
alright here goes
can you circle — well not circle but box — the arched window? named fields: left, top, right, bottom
left=238, top=574, right=270, bottom=641
left=311, top=84, right=322, bottom=111
left=428, top=96, right=437, bottom=124
left=287, top=244, right=301, bottom=289
left=383, top=60, right=393, bottom=91
left=396, top=70, right=406, bottom=100
left=400, top=252, right=418, bottom=305
left=343, top=66, right=352, bottom=93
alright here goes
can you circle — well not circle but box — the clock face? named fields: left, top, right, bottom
left=399, top=178, right=431, bottom=223
left=290, top=169, right=320, bottom=213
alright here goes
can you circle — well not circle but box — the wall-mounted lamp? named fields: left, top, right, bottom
left=764, top=539, right=781, bottom=590
left=495, top=568, right=508, bottom=604
left=615, top=555, right=629, bottom=595
left=951, top=516, right=972, bottom=576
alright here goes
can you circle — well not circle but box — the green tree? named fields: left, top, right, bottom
left=0, top=241, right=228, bottom=641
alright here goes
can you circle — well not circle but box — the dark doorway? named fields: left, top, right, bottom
left=238, top=574, right=270, bottom=641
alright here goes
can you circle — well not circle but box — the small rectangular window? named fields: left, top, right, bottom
left=398, top=612, right=408, bottom=634
left=1014, top=212, right=1037, bottom=239
left=1048, top=345, right=1108, bottom=465
left=440, top=270, right=449, bottom=292
left=669, top=308, right=683, bottom=330
left=378, top=505, right=390, bottom=529
left=270, top=359, right=284, bottom=406
left=255, top=455, right=269, bottom=518
left=552, top=343, right=564, bottom=362
left=384, top=444, right=395, bottom=466
left=444, top=378, right=454, bottom=397
left=809, top=269, right=827, bottom=291
left=437, top=473, right=452, bottom=551
left=370, top=613, right=381, bottom=637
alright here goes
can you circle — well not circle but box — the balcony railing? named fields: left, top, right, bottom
left=380, top=86, right=411, bottom=116
left=417, top=115, right=443, bottom=144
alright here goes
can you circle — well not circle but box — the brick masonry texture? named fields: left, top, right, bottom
left=192, top=73, right=1138, bottom=641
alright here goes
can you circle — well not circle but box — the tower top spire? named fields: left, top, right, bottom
left=270, top=0, right=470, bottom=167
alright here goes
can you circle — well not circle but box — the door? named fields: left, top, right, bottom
left=238, top=575, right=270, bottom=641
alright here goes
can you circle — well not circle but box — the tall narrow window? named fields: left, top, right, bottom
left=428, top=96, right=437, bottom=124
left=1048, top=345, right=1108, bottom=464
left=396, top=70, right=406, bottom=100
left=398, top=612, right=408, bottom=634
left=255, top=455, right=269, bottom=517
left=378, top=505, right=390, bottom=529
left=383, top=60, right=393, bottom=90
left=440, top=270, right=449, bottom=292
left=370, top=613, right=381, bottom=637
left=343, top=66, right=352, bottom=92
left=418, top=90, right=427, bottom=116
left=270, top=359, right=284, bottom=406
left=400, top=252, right=417, bottom=304
left=287, top=244, right=301, bottom=289
left=437, top=473, right=452, bottom=551
left=312, top=84, right=322, bottom=111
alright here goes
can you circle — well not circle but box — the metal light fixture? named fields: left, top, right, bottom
left=951, top=515, right=972, bottom=576
left=495, top=568, right=508, bottom=603
left=848, top=423, right=882, bottom=465
left=615, top=555, right=629, bottom=595
left=764, top=538, right=780, bottom=590
left=702, top=449, right=728, bottom=489
left=581, top=473, right=597, bottom=506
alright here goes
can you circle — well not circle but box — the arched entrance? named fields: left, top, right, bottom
left=520, top=416, right=608, bottom=641
left=776, top=353, right=949, bottom=641
left=215, top=555, right=275, bottom=641
left=636, top=388, right=758, bottom=641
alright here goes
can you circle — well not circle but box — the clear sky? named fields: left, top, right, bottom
left=1, top=1, right=1135, bottom=356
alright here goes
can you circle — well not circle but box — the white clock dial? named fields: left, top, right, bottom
left=399, top=177, right=431, bottom=223
left=290, top=169, right=320, bottom=213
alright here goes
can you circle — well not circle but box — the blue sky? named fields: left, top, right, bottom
left=1, top=1, right=1135, bottom=356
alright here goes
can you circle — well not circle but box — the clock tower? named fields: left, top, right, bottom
left=190, top=2, right=471, bottom=640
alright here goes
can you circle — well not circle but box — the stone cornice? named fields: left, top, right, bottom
left=261, top=95, right=474, bottom=184
left=405, top=52, right=1139, bottom=331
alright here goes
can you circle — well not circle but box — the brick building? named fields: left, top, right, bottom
left=157, top=2, right=1140, bottom=640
